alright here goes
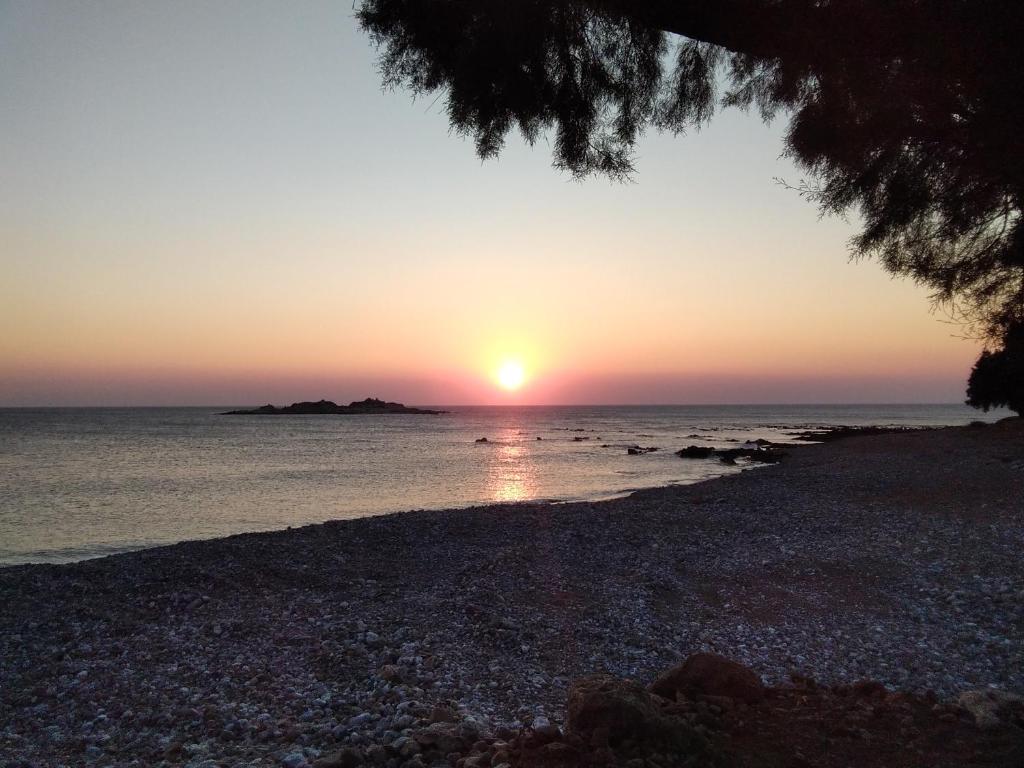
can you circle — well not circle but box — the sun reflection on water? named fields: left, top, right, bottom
left=486, top=433, right=537, bottom=503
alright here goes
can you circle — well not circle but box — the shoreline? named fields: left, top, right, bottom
left=0, top=482, right=735, bottom=569
left=0, top=424, right=937, bottom=569
left=1, top=420, right=1022, bottom=765
left=1, top=405, right=1004, bottom=569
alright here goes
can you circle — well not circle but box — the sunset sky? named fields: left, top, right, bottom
left=0, top=1, right=983, bottom=405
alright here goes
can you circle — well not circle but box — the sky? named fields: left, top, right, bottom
left=0, top=1, right=984, bottom=405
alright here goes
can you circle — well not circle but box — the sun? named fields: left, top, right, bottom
left=497, top=360, right=526, bottom=391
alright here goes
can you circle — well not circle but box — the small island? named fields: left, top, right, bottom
left=222, top=397, right=445, bottom=415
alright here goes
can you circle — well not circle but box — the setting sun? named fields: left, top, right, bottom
left=497, top=360, right=526, bottom=391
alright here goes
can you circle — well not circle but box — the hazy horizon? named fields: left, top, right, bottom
left=0, top=402, right=975, bottom=409
left=0, top=1, right=987, bottom=406
left=0, top=379, right=974, bottom=409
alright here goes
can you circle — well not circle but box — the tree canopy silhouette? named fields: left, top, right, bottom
left=966, top=323, right=1024, bottom=415
left=357, top=0, right=1024, bottom=354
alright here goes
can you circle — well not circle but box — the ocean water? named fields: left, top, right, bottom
left=0, top=404, right=1004, bottom=565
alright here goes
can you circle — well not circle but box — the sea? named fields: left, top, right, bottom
left=0, top=404, right=1005, bottom=566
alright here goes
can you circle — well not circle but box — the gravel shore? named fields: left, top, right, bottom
left=1, top=419, right=1022, bottom=767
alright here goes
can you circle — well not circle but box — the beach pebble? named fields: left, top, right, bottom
left=365, top=744, right=388, bottom=764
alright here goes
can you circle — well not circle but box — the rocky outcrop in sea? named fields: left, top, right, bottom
left=223, top=398, right=445, bottom=415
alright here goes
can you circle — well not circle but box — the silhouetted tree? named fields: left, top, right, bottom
left=966, top=323, right=1024, bottom=415
left=358, top=1, right=1024, bottom=364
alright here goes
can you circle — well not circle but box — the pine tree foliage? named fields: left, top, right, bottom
left=966, top=324, right=1024, bottom=415
left=358, top=0, right=1024, bottom=352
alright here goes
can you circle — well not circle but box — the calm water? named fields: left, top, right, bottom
left=0, top=404, right=1003, bottom=565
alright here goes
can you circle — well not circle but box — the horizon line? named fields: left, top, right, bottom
left=0, top=401, right=975, bottom=409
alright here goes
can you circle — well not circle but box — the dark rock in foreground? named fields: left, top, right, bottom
left=324, top=655, right=1019, bottom=768
left=516, top=656, right=1023, bottom=768
left=223, top=397, right=445, bottom=415
left=566, top=673, right=710, bottom=757
left=649, top=652, right=766, bottom=704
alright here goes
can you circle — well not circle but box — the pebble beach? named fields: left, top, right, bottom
left=1, top=419, right=1022, bottom=767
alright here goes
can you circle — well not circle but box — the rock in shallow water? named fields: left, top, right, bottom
left=676, top=445, right=715, bottom=459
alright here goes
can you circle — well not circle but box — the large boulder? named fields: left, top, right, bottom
left=566, top=674, right=706, bottom=754
left=650, top=653, right=766, bottom=704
